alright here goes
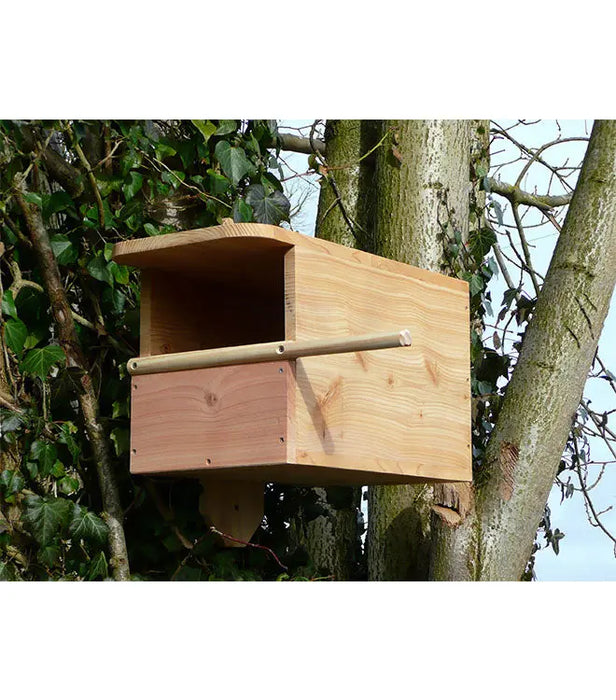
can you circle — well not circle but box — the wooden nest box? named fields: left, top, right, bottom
left=112, top=221, right=471, bottom=545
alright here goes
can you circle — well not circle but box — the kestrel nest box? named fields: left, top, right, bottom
left=112, top=220, right=471, bottom=544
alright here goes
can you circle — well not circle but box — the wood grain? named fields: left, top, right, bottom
left=112, top=220, right=467, bottom=294
left=128, top=330, right=412, bottom=375
left=118, top=221, right=471, bottom=485
left=287, top=243, right=472, bottom=482
left=130, top=361, right=292, bottom=474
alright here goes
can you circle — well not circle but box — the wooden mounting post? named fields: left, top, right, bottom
left=199, top=480, right=265, bottom=548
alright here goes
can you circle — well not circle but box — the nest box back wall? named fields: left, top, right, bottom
left=113, top=222, right=472, bottom=486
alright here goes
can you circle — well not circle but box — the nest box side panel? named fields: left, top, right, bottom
left=130, top=361, right=293, bottom=475
left=287, top=245, right=471, bottom=483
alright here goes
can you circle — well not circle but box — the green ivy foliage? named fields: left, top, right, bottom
left=0, top=119, right=304, bottom=581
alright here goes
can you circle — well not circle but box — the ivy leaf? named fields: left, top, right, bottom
left=0, top=561, right=16, bottom=581
left=69, top=505, right=108, bottom=545
left=110, top=427, right=129, bottom=456
left=87, top=255, right=114, bottom=286
left=57, top=422, right=80, bottom=461
left=214, top=141, right=254, bottom=185
left=154, top=142, right=176, bottom=160
left=23, top=192, right=43, bottom=208
left=461, top=272, right=484, bottom=298
left=0, top=469, right=25, bottom=495
left=232, top=198, right=253, bottom=223
left=112, top=397, right=129, bottom=419
left=0, top=410, right=23, bottom=438
left=102, top=287, right=126, bottom=315
left=192, top=120, right=217, bottom=143
left=245, top=184, right=290, bottom=225
left=260, top=171, right=284, bottom=193
left=20, top=345, right=66, bottom=379
left=123, top=172, right=144, bottom=201
left=58, top=476, right=80, bottom=495
left=486, top=256, right=499, bottom=278
left=1, top=289, right=18, bottom=319
left=215, top=120, right=238, bottom=136
left=50, top=234, right=79, bottom=265
left=468, top=226, right=496, bottom=260
left=4, top=318, right=28, bottom=354
left=51, top=460, right=65, bottom=478
left=144, top=223, right=160, bottom=236
left=23, top=495, right=72, bottom=546
left=38, top=544, right=61, bottom=568
left=88, top=551, right=109, bottom=580
left=108, top=261, right=130, bottom=285
left=551, top=529, right=565, bottom=555
left=475, top=380, right=493, bottom=396
left=207, top=170, right=231, bottom=195
left=30, top=440, right=58, bottom=476
left=43, top=191, right=75, bottom=219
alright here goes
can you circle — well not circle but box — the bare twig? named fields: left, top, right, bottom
left=63, top=122, right=106, bottom=229
left=572, top=433, right=616, bottom=554
left=209, top=526, right=288, bottom=570
left=512, top=204, right=541, bottom=296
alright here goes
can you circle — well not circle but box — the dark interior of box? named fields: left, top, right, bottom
left=144, top=242, right=288, bottom=356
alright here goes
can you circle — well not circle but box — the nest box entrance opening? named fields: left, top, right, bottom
left=139, top=235, right=289, bottom=357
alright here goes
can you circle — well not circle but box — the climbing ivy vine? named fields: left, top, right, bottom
left=0, top=119, right=300, bottom=581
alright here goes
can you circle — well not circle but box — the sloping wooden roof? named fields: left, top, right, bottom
left=112, top=220, right=467, bottom=294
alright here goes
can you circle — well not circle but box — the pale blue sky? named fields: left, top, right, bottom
left=278, top=119, right=616, bottom=581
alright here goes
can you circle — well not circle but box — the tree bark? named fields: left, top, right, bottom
left=430, top=120, right=616, bottom=580
left=290, top=120, right=377, bottom=579
left=366, top=120, right=476, bottom=580
left=13, top=181, right=131, bottom=581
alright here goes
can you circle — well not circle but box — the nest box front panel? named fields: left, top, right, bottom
left=130, top=361, right=293, bottom=475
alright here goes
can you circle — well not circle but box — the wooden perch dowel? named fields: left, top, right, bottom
left=128, top=329, right=412, bottom=376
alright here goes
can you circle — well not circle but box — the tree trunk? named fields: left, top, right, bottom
left=366, top=120, right=476, bottom=580
left=430, top=120, right=616, bottom=580
left=290, top=120, right=377, bottom=579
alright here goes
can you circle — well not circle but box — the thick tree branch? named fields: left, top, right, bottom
left=19, top=126, right=84, bottom=198
left=487, top=177, right=572, bottom=211
left=436, top=120, right=616, bottom=580
left=13, top=178, right=130, bottom=581
left=277, top=132, right=326, bottom=156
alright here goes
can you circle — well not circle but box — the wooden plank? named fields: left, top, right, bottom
left=139, top=269, right=153, bottom=356
left=199, top=480, right=264, bottom=547
left=112, top=221, right=467, bottom=294
left=288, top=245, right=472, bottom=482
left=178, top=463, right=467, bottom=486
left=130, top=361, right=292, bottom=474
